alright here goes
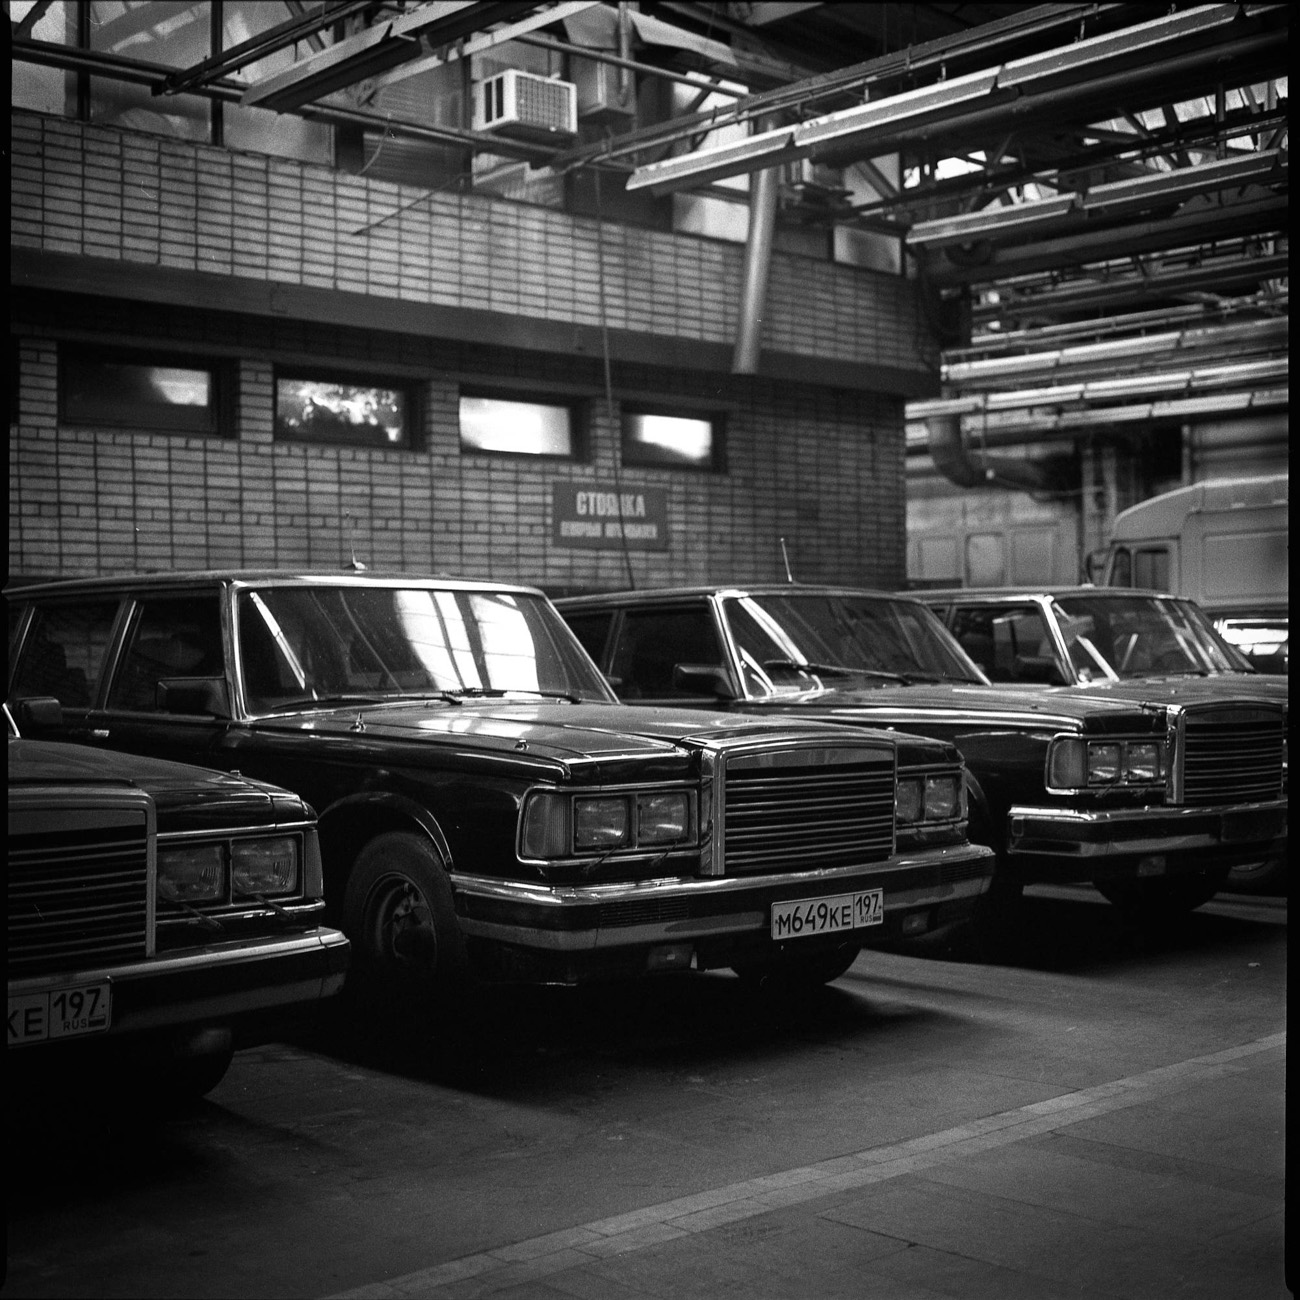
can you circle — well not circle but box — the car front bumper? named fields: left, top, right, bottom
left=8, top=928, right=351, bottom=1049
left=451, top=843, right=994, bottom=979
left=1004, top=799, right=1287, bottom=883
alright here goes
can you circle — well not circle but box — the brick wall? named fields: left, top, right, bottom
left=10, top=111, right=918, bottom=591
left=11, top=112, right=935, bottom=375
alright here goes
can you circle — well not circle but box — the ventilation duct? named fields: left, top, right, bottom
left=926, top=414, right=1049, bottom=491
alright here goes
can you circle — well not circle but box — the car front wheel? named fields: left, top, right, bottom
left=342, top=832, right=469, bottom=1011
left=1094, top=868, right=1230, bottom=918
left=731, top=941, right=862, bottom=992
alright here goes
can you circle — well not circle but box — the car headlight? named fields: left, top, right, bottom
left=158, top=844, right=225, bottom=903
left=232, top=836, right=299, bottom=896
left=1047, top=737, right=1166, bottom=789
left=1125, top=743, right=1162, bottom=783
left=895, top=778, right=922, bottom=824
left=924, top=774, right=960, bottom=820
left=638, top=792, right=691, bottom=844
left=574, top=796, right=631, bottom=850
left=1089, top=743, right=1121, bottom=784
left=522, top=788, right=696, bottom=859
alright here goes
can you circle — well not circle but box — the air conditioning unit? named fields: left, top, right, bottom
left=473, top=69, right=577, bottom=143
left=783, top=158, right=846, bottom=192
left=571, top=58, right=635, bottom=123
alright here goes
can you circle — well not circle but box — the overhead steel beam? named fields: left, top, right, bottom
left=556, top=4, right=1119, bottom=169
left=239, top=2, right=539, bottom=113
left=945, top=319, right=1289, bottom=387
left=155, top=0, right=372, bottom=97
left=11, top=35, right=561, bottom=164
left=907, top=150, right=1287, bottom=249
left=626, top=5, right=1283, bottom=195
left=971, top=252, right=1290, bottom=321
left=359, top=2, right=602, bottom=90
left=922, top=193, right=1288, bottom=286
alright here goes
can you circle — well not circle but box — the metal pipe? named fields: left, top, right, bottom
left=927, top=414, right=1048, bottom=490
left=733, top=117, right=781, bottom=375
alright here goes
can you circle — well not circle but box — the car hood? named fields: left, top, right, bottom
left=7, top=737, right=308, bottom=830
left=1067, top=675, right=1288, bottom=708
left=740, top=679, right=1158, bottom=728
left=253, top=699, right=907, bottom=768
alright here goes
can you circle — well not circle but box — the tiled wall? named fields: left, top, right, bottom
left=10, top=111, right=922, bottom=591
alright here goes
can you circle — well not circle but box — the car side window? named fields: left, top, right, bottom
left=609, top=607, right=722, bottom=699
left=950, top=605, right=1054, bottom=682
left=10, top=601, right=121, bottom=708
left=564, top=611, right=614, bottom=669
left=108, top=596, right=225, bottom=713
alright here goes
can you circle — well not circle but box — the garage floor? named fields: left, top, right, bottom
left=4, top=886, right=1288, bottom=1300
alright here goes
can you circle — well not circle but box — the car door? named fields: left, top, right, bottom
left=8, top=597, right=125, bottom=740
left=89, top=590, right=234, bottom=767
left=605, top=604, right=736, bottom=706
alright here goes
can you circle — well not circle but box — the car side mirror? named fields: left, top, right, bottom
left=672, top=663, right=737, bottom=700
left=13, top=696, right=65, bottom=732
left=157, top=676, right=232, bottom=718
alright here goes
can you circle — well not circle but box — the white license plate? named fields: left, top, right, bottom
left=8, top=982, right=112, bottom=1046
left=771, top=889, right=884, bottom=940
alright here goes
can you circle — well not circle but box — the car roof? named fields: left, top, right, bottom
left=5, top=569, right=544, bottom=599
left=917, top=586, right=1184, bottom=602
left=556, top=584, right=929, bottom=607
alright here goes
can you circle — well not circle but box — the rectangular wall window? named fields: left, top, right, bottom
left=622, top=407, right=722, bottom=471
left=275, top=374, right=415, bottom=449
left=60, top=345, right=229, bottom=436
left=459, top=393, right=582, bottom=459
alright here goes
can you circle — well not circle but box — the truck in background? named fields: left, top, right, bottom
left=1100, top=473, right=1288, bottom=674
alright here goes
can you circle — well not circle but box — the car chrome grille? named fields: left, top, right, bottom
left=1180, top=705, right=1285, bottom=806
left=7, top=801, right=152, bottom=977
left=721, top=747, right=895, bottom=874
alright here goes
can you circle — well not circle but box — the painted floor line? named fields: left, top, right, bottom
left=325, top=1030, right=1285, bottom=1299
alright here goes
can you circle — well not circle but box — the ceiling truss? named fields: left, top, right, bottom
left=9, top=0, right=1289, bottom=447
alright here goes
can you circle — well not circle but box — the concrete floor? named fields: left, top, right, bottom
left=4, top=886, right=1289, bottom=1300
left=324, top=1031, right=1285, bottom=1299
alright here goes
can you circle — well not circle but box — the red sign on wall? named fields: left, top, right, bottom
left=552, top=483, right=669, bottom=550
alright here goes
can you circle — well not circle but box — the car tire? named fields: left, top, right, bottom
left=1225, top=857, right=1288, bottom=896
left=1094, top=868, right=1230, bottom=918
left=165, top=1042, right=235, bottom=1100
left=731, top=941, right=861, bottom=992
left=129, top=1027, right=235, bottom=1105
left=342, top=832, right=470, bottom=1012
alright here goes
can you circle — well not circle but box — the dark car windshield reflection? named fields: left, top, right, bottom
left=1050, top=594, right=1251, bottom=680
left=721, top=593, right=987, bottom=696
left=236, top=586, right=613, bottom=713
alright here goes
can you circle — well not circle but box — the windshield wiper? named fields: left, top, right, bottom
left=763, top=659, right=909, bottom=684
left=264, top=693, right=387, bottom=712
left=442, top=686, right=584, bottom=704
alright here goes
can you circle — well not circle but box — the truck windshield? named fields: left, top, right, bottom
left=722, top=593, right=987, bottom=694
left=236, top=585, right=615, bottom=713
left=1051, top=594, right=1253, bottom=678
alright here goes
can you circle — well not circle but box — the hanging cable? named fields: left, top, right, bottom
left=593, top=165, right=637, bottom=591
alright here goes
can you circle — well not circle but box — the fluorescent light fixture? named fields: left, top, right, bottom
left=794, top=68, right=1002, bottom=152
left=626, top=125, right=799, bottom=193
left=627, top=5, right=1261, bottom=197
left=998, top=4, right=1241, bottom=90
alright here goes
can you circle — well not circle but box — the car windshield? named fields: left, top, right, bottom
left=236, top=585, right=614, bottom=713
left=721, top=592, right=987, bottom=693
left=1050, top=594, right=1254, bottom=679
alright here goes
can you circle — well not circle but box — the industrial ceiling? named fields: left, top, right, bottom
left=13, top=1, right=1288, bottom=457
